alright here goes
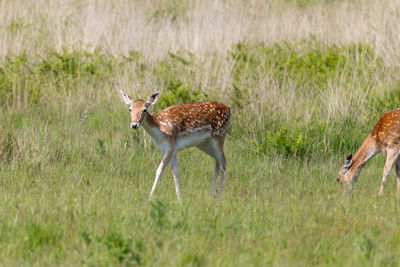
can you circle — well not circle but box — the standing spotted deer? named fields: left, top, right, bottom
left=337, top=108, right=400, bottom=195
left=120, top=90, right=231, bottom=200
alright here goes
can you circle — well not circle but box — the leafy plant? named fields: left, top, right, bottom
left=158, top=79, right=204, bottom=109
left=105, top=232, right=142, bottom=264
left=231, top=41, right=385, bottom=91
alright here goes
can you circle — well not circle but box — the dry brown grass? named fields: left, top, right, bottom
left=0, top=0, right=399, bottom=63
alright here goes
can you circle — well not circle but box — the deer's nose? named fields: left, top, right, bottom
left=131, top=123, right=139, bottom=129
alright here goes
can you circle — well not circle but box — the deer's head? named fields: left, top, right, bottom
left=120, top=90, right=159, bottom=129
left=337, top=153, right=359, bottom=191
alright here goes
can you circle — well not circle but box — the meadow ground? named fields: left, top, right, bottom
left=2, top=0, right=400, bottom=266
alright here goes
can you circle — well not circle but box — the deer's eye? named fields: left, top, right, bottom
left=129, top=108, right=131, bottom=112
left=143, top=109, right=147, bottom=113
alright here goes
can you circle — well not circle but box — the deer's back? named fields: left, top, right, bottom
left=154, top=101, right=231, bottom=137
left=370, top=108, right=400, bottom=149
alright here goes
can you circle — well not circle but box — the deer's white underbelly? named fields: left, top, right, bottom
left=147, top=125, right=212, bottom=152
left=176, top=132, right=211, bottom=151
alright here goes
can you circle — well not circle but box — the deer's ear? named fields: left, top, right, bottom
left=147, top=91, right=160, bottom=106
left=120, top=90, right=132, bottom=105
left=344, top=153, right=353, bottom=168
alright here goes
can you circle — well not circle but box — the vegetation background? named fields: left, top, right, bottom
left=1, top=0, right=400, bottom=265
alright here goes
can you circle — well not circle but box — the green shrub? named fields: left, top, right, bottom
left=252, top=120, right=323, bottom=158
left=158, top=79, right=204, bottom=109
left=104, top=232, right=142, bottom=264
left=248, top=112, right=366, bottom=159
left=0, top=50, right=117, bottom=107
left=231, top=41, right=386, bottom=91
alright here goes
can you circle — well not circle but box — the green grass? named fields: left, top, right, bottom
left=1, top=100, right=400, bottom=266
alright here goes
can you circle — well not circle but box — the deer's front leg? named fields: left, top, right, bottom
left=149, top=148, right=174, bottom=200
left=379, top=150, right=399, bottom=195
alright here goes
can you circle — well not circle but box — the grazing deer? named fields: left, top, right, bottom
left=119, top=90, right=231, bottom=200
left=337, top=108, right=400, bottom=195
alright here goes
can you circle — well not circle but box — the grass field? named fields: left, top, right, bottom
left=2, top=0, right=400, bottom=265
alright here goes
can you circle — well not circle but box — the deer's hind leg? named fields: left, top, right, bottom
left=199, top=137, right=227, bottom=197
left=197, top=139, right=220, bottom=197
left=213, top=136, right=227, bottom=196
left=395, top=158, right=400, bottom=194
left=171, top=154, right=182, bottom=200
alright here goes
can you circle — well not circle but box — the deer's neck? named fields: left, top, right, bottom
left=351, top=136, right=378, bottom=173
left=141, top=113, right=166, bottom=144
